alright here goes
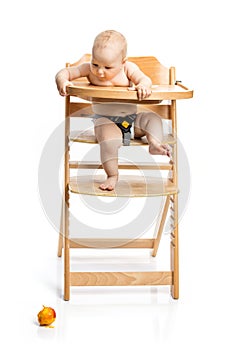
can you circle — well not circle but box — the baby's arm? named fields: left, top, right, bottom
left=55, top=63, right=90, bottom=96
left=125, top=62, right=152, bottom=100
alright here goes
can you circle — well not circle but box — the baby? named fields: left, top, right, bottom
left=56, top=30, right=170, bottom=191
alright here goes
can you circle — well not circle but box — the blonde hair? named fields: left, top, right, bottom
left=92, top=30, right=127, bottom=59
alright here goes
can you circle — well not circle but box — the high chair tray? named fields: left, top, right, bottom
left=66, top=82, right=193, bottom=102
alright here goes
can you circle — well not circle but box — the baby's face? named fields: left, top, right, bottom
left=91, top=46, right=124, bottom=81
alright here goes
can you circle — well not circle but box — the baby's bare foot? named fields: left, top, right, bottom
left=99, top=175, right=118, bottom=191
left=149, top=142, right=171, bottom=157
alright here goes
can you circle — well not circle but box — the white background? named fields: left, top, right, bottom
left=1, top=0, right=229, bottom=349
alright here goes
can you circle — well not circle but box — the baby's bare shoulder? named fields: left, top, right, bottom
left=124, top=61, right=141, bottom=75
left=78, top=62, right=91, bottom=75
left=66, top=62, right=91, bottom=79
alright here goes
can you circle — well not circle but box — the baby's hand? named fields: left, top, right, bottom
left=135, top=84, right=152, bottom=100
left=128, top=84, right=151, bottom=101
left=58, top=81, right=74, bottom=97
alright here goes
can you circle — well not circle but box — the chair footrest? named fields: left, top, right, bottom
left=69, top=175, right=178, bottom=197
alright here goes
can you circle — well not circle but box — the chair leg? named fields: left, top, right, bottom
left=57, top=200, right=64, bottom=257
left=58, top=233, right=63, bottom=257
left=170, top=194, right=179, bottom=299
left=152, top=195, right=170, bottom=257
left=64, top=203, right=70, bottom=301
left=64, top=238, right=70, bottom=301
left=64, top=113, right=70, bottom=300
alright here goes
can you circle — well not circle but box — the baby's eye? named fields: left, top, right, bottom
left=105, top=66, right=112, bottom=69
left=92, top=63, right=98, bottom=67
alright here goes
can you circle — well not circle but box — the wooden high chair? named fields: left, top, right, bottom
left=57, top=54, right=193, bottom=300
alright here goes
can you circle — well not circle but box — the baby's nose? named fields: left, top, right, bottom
left=98, top=67, right=104, bottom=76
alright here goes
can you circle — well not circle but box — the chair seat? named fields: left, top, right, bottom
left=69, top=175, right=178, bottom=197
left=70, top=130, right=175, bottom=145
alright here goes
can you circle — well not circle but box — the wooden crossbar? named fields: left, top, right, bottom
left=69, top=161, right=173, bottom=170
left=70, top=271, right=172, bottom=286
left=69, top=238, right=155, bottom=249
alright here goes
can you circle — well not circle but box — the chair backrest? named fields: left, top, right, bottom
left=128, top=56, right=171, bottom=85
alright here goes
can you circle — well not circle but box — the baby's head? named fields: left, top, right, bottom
left=91, top=30, right=127, bottom=80
left=92, top=30, right=127, bottom=60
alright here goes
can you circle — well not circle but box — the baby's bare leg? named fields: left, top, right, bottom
left=134, top=112, right=170, bottom=156
left=94, top=117, right=122, bottom=190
